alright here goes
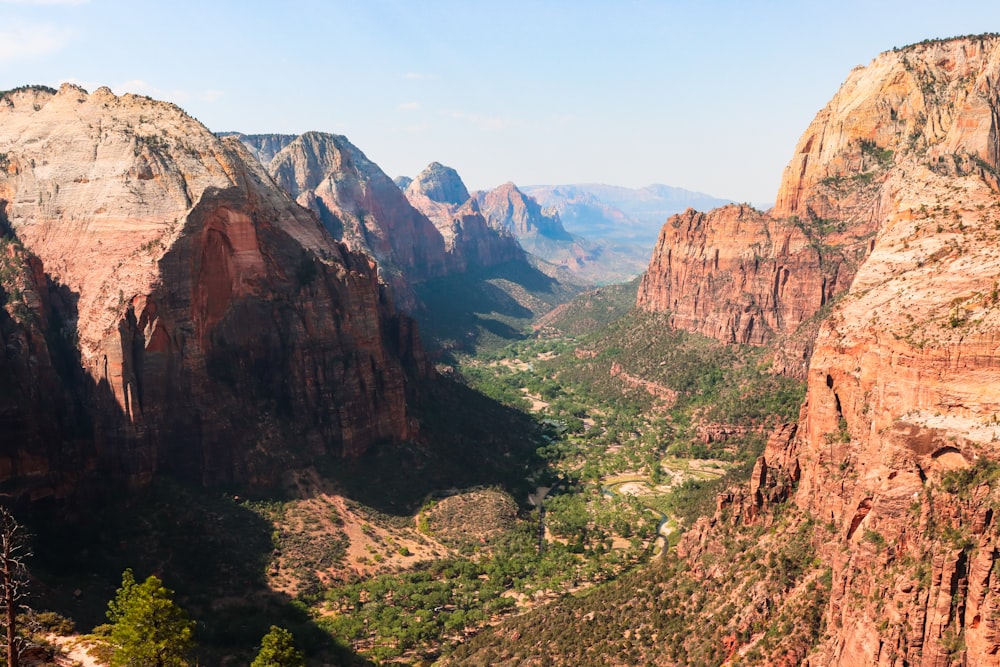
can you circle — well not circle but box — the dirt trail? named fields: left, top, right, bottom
left=46, top=635, right=104, bottom=667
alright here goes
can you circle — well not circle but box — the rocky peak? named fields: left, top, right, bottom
left=218, top=132, right=297, bottom=168
left=406, top=162, right=470, bottom=206
left=774, top=34, right=1000, bottom=219
left=402, top=165, right=524, bottom=272
left=0, top=84, right=428, bottom=500
left=475, top=182, right=571, bottom=240
left=235, top=131, right=450, bottom=310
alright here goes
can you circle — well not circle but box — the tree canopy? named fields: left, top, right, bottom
left=251, top=625, right=305, bottom=667
left=106, top=569, right=195, bottom=667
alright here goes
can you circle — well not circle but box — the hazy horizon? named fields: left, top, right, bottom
left=3, top=0, right=1000, bottom=202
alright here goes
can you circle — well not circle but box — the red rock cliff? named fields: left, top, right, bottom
left=637, top=43, right=940, bottom=363
left=245, top=132, right=449, bottom=310
left=0, top=84, right=429, bottom=499
left=728, top=35, right=1000, bottom=665
left=637, top=203, right=858, bottom=356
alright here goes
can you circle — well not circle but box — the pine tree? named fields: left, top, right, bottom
left=251, top=625, right=305, bottom=667
left=106, top=569, right=195, bottom=667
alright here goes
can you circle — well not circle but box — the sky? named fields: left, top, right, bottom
left=3, top=1, right=1000, bottom=204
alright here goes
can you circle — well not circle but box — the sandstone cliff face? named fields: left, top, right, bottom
left=0, top=85, right=428, bottom=500
left=638, top=48, right=923, bottom=360
left=725, top=36, right=1000, bottom=665
left=475, top=182, right=570, bottom=240
left=404, top=162, right=524, bottom=272
left=255, top=132, right=449, bottom=309
left=636, top=34, right=1000, bottom=369
left=637, top=203, right=858, bottom=363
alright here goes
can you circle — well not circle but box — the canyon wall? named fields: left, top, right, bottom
left=0, top=85, right=428, bottom=501
left=239, top=132, right=449, bottom=310
left=718, top=35, right=1000, bottom=665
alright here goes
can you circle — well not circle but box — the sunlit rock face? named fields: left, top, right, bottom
left=683, top=35, right=1000, bottom=665
left=404, top=162, right=524, bottom=273
left=0, top=84, right=429, bottom=500
left=238, top=131, right=449, bottom=310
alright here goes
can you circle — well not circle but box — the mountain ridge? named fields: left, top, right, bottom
left=0, top=84, right=428, bottom=501
left=524, top=182, right=732, bottom=248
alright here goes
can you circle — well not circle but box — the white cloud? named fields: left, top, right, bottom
left=0, top=22, right=74, bottom=62
left=397, top=101, right=420, bottom=111
left=447, top=110, right=511, bottom=132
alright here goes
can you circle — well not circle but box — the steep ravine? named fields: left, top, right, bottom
left=444, top=34, right=1000, bottom=667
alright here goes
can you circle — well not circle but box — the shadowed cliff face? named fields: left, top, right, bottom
left=672, top=36, right=1000, bottom=665
left=238, top=132, right=449, bottom=311
left=0, top=84, right=429, bottom=501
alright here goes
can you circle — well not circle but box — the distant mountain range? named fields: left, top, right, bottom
left=523, top=183, right=732, bottom=248
left=472, top=182, right=649, bottom=285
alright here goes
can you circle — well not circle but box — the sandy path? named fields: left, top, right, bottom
left=47, top=635, right=104, bottom=667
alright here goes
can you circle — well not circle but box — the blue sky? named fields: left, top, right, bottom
left=3, top=0, right=1000, bottom=203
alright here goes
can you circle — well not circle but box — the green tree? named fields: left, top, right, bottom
left=251, top=626, right=304, bottom=667
left=106, top=569, right=195, bottom=667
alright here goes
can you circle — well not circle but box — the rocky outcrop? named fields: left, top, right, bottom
left=641, top=35, right=1000, bottom=372
left=714, top=35, right=1000, bottom=665
left=637, top=204, right=859, bottom=358
left=251, top=132, right=449, bottom=309
left=407, top=161, right=470, bottom=207
left=0, top=84, right=429, bottom=501
left=638, top=49, right=935, bottom=360
left=475, top=182, right=571, bottom=240
left=473, top=182, right=646, bottom=283
left=404, top=162, right=524, bottom=272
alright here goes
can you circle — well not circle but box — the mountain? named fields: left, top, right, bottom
left=0, top=85, right=429, bottom=502
left=474, top=182, right=649, bottom=284
left=766, top=34, right=1000, bottom=665
left=444, top=33, right=1000, bottom=665
left=475, top=182, right=571, bottom=240
left=403, top=162, right=524, bottom=273
left=652, top=33, right=1000, bottom=664
left=524, top=183, right=732, bottom=248
left=228, top=132, right=449, bottom=311
left=394, top=163, right=581, bottom=353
